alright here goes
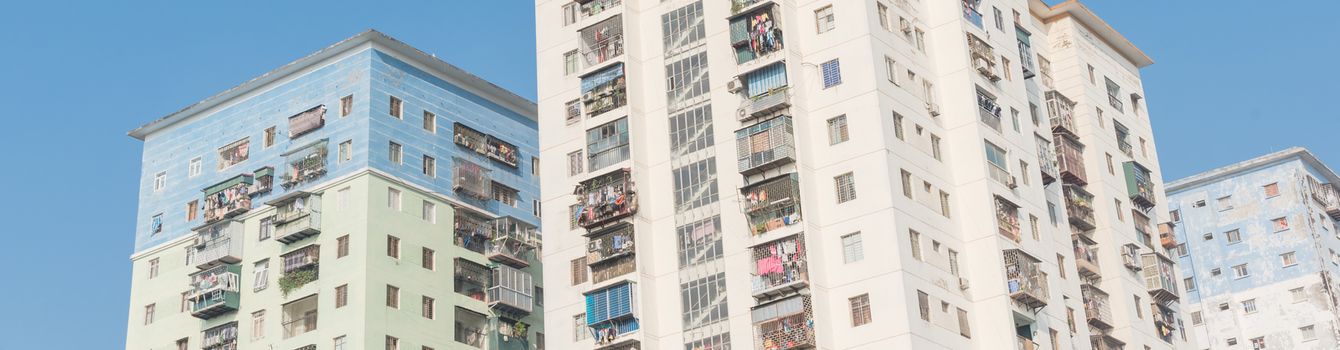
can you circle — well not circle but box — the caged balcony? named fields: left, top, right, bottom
left=751, top=234, right=809, bottom=300
left=1037, top=139, right=1058, bottom=185
left=487, top=264, right=534, bottom=315
left=486, top=217, right=540, bottom=268
left=961, top=0, right=984, bottom=28
left=578, top=0, right=621, bottom=21
left=1073, top=235, right=1101, bottom=278
left=453, top=122, right=489, bottom=155
left=967, top=34, right=999, bottom=81
left=188, top=219, right=244, bottom=269
left=1090, top=331, right=1126, bottom=350
left=1082, top=284, right=1114, bottom=330
left=269, top=192, right=322, bottom=244
left=1064, top=185, right=1096, bottom=231
left=575, top=168, right=638, bottom=230
left=581, top=64, right=627, bottom=117
left=454, top=258, right=489, bottom=302
left=736, top=115, right=795, bottom=175
left=580, top=16, right=625, bottom=69
left=1046, top=91, right=1078, bottom=137
left=188, top=264, right=242, bottom=319
left=1123, top=161, right=1157, bottom=210
left=752, top=295, right=816, bottom=350
left=1307, top=177, right=1340, bottom=220
left=1141, top=252, right=1179, bottom=303
left=1004, top=249, right=1049, bottom=310
left=1158, top=222, right=1177, bottom=249
left=730, top=2, right=784, bottom=65
left=1055, top=133, right=1087, bottom=186
left=201, top=322, right=239, bottom=350
left=453, top=157, right=493, bottom=200
left=280, top=139, right=329, bottom=190
left=996, top=196, right=1022, bottom=242
left=741, top=174, right=802, bottom=237
left=454, top=307, right=489, bottom=348
left=280, top=244, right=321, bottom=294
left=1152, top=303, right=1178, bottom=343
left=454, top=212, right=490, bottom=254
left=587, top=224, right=634, bottom=266
left=202, top=173, right=254, bottom=224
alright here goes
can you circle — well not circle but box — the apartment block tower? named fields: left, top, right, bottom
left=1166, top=148, right=1340, bottom=349
left=537, top=0, right=1186, bottom=349
left=125, top=31, right=546, bottom=350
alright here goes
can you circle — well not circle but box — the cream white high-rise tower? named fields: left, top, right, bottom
left=536, top=1, right=1187, bottom=349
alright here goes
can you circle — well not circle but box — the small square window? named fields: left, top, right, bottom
left=1264, top=183, right=1281, bottom=197
left=340, top=95, right=353, bottom=117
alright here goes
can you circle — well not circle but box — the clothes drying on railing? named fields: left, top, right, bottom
left=755, top=238, right=805, bottom=287
left=747, top=11, right=782, bottom=56
left=576, top=185, right=632, bottom=223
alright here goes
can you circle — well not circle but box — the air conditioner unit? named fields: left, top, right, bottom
left=1007, top=176, right=1019, bottom=189
left=926, top=102, right=941, bottom=116
left=727, top=78, right=745, bottom=93
left=959, top=277, right=971, bottom=290
left=582, top=91, right=595, bottom=101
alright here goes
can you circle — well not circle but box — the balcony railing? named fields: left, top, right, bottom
left=486, top=136, right=520, bottom=168
left=454, top=213, right=489, bottom=254
left=996, top=196, right=1021, bottom=242
left=587, top=224, right=634, bottom=266
left=978, top=91, right=1003, bottom=131
left=581, top=16, right=624, bottom=68
left=1141, top=252, right=1179, bottom=303
left=1091, top=331, right=1126, bottom=350
left=739, top=87, right=792, bottom=120
left=270, top=192, right=321, bottom=244
left=752, top=295, right=816, bottom=350
left=487, top=264, right=534, bottom=314
left=1124, top=161, right=1157, bottom=210
left=1055, top=134, right=1087, bottom=186
left=579, top=0, right=621, bottom=20
left=454, top=258, right=489, bottom=302
left=742, top=174, right=802, bottom=236
left=576, top=168, right=638, bottom=229
left=1038, top=139, right=1058, bottom=185
left=730, top=3, right=784, bottom=65
left=188, top=264, right=241, bottom=319
left=202, top=322, right=239, bottom=350
left=751, top=234, right=809, bottom=299
left=203, top=174, right=253, bottom=223
left=280, top=139, right=328, bottom=190
left=962, top=1, right=983, bottom=28
left=736, top=115, right=795, bottom=175
left=453, top=157, right=492, bottom=200
left=1046, top=91, right=1078, bottom=137
left=281, top=310, right=318, bottom=339
left=1082, top=284, right=1114, bottom=330
left=1004, top=249, right=1049, bottom=309
left=487, top=217, right=539, bottom=268
left=1064, top=185, right=1096, bottom=231
left=189, top=220, right=244, bottom=269
left=1307, top=178, right=1340, bottom=220
left=1327, top=184, right=1340, bottom=220
left=1073, top=235, right=1101, bottom=278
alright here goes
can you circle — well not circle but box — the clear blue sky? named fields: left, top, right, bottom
left=0, top=1, right=1334, bottom=348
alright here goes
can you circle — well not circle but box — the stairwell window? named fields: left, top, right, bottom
left=815, top=5, right=835, bottom=33
left=850, top=294, right=872, bottom=326
left=827, top=115, right=850, bottom=144
left=835, top=172, right=857, bottom=203
left=821, top=59, right=843, bottom=88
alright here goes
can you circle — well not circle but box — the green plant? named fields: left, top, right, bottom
left=278, top=268, right=319, bottom=296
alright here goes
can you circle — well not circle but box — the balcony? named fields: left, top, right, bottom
left=1064, top=185, right=1096, bottom=231
left=453, top=122, right=488, bottom=154
left=736, top=115, right=795, bottom=175
left=454, top=307, right=488, bottom=348
left=1327, top=185, right=1340, bottom=220
left=454, top=258, right=489, bottom=302
left=587, top=224, right=634, bottom=266
left=202, top=173, right=253, bottom=223
left=968, top=34, right=999, bottom=81
left=1073, top=235, right=1101, bottom=278
left=1038, top=139, right=1058, bottom=185
left=201, top=322, right=238, bottom=350
left=739, top=86, right=792, bottom=121
left=578, top=0, right=621, bottom=21
left=1004, top=249, right=1049, bottom=309
left=1090, top=330, right=1125, bottom=350
left=962, top=0, right=983, bottom=28
left=730, top=3, right=784, bottom=65
left=752, top=295, right=816, bottom=350
left=576, top=168, right=638, bottom=229
left=486, top=216, right=540, bottom=268
left=454, top=212, right=489, bottom=254
left=494, top=318, right=532, bottom=350
left=581, top=63, right=627, bottom=117
left=269, top=192, right=322, bottom=244
left=1046, top=91, right=1078, bottom=137
left=751, top=234, right=809, bottom=300
left=1152, top=303, right=1177, bottom=343
left=581, top=16, right=624, bottom=69
left=281, top=295, right=318, bottom=339
left=1055, top=134, right=1088, bottom=186
left=741, top=174, right=802, bottom=237
left=1134, top=211, right=1154, bottom=249
left=731, top=0, right=770, bottom=15
left=996, top=196, right=1022, bottom=242
left=487, top=264, right=534, bottom=314
left=453, top=157, right=493, bottom=200
left=280, top=139, right=329, bottom=190
left=1158, top=222, right=1177, bottom=249
left=1082, top=284, right=1114, bottom=330
left=978, top=90, right=1004, bottom=131
left=1018, top=337, right=1037, bottom=350
left=188, top=264, right=241, bottom=319
left=251, top=166, right=274, bottom=195
left=586, top=283, right=640, bottom=347
left=1141, top=252, right=1179, bottom=303
left=1124, top=161, right=1157, bottom=210
left=1307, top=178, right=1340, bottom=220
left=279, top=245, right=320, bottom=296
left=1018, top=31, right=1036, bottom=79
left=486, top=136, right=520, bottom=168
left=188, top=220, right=244, bottom=269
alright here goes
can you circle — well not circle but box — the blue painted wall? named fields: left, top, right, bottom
left=134, top=48, right=537, bottom=253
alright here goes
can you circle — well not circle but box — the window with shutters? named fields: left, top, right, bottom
left=815, top=5, right=835, bottom=33
left=820, top=59, right=842, bottom=88
left=254, top=259, right=269, bottom=291
left=336, top=284, right=348, bottom=308
left=827, top=115, right=849, bottom=144
left=835, top=172, right=856, bottom=203
left=387, top=285, right=400, bottom=308
left=387, top=235, right=400, bottom=259
left=389, top=96, right=403, bottom=119
left=842, top=232, right=864, bottom=263
left=337, top=235, right=349, bottom=258
left=850, top=294, right=872, bottom=326
left=571, top=258, right=588, bottom=285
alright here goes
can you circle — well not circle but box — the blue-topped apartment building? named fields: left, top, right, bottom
left=1168, top=148, right=1340, bottom=350
left=125, top=30, right=545, bottom=350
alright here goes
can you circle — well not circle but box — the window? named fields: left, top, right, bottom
left=1282, top=251, right=1298, bottom=267
left=1177, top=243, right=1188, bottom=256
left=188, top=157, right=202, bottom=178
left=1067, top=307, right=1077, bottom=331
left=144, top=303, right=155, bottom=325
left=336, top=284, right=348, bottom=308
left=1057, top=254, right=1066, bottom=279
left=1211, top=268, right=1222, bottom=276
left=1264, top=183, right=1281, bottom=197
left=389, top=96, right=402, bottom=119
left=586, top=117, right=630, bottom=171
left=940, top=191, right=951, bottom=218
left=949, top=249, right=960, bottom=277
left=1273, top=217, right=1290, bottom=231
left=1242, top=299, right=1258, bottom=314
left=571, top=258, right=588, bottom=285
left=984, top=141, right=1009, bottom=185
left=264, top=126, right=277, bottom=148
left=885, top=56, right=900, bottom=84
left=389, top=141, right=403, bottom=164
left=1233, top=264, right=1249, bottom=278
left=850, top=294, right=872, bottom=326
left=835, top=172, right=857, bottom=203
left=1226, top=229, right=1241, bottom=243
left=388, top=188, right=401, bottom=211
left=565, top=99, right=581, bottom=125
left=914, top=28, right=926, bottom=51
left=842, top=232, right=864, bottom=263
left=387, top=235, right=401, bottom=259
left=1133, top=296, right=1142, bottom=319
left=1217, top=196, right=1234, bottom=211
left=1184, top=277, right=1196, bottom=291
left=386, top=285, right=400, bottom=308
left=567, top=150, right=583, bottom=177
left=917, top=290, right=930, bottom=321
left=1106, top=153, right=1115, bottom=174
left=149, top=213, right=163, bottom=236
left=423, top=247, right=436, bottom=270
left=422, top=296, right=435, bottom=319
left=1292, top=287, right=1307, bottom=302
left=1019, top=161, right=1030, bottom=185
left=1227, top=338, right=1238, bottom=346
left=893, top=112, right=905, bottom=140
left=815, top=5, right=835, bottom=33
left=254, top=259, right=269, bottom=291
left=422, top=201, right=436, bottom=223
left=564, top=50, right=579, bottom=75
left=148, top=258, right=159, bottom=279
left=492, top=182, right=520, bottom=207
left=1086, top=64, right=1095, bottom=84
left=821, top=59, right=842, bottom=88
left=931, top=135, right=942, bottom=160
left=909, top=230, right=923, bottom=261
left=218, top=138, right=250, bottom=170
left=562, top=2, right=577, bottom=25
left=1302, top=325, right=1317, bottom=341
left=1115, top=199, right=1124, bottom=222
left=337, top=235, right=350, bottom=258
left=827, top=115, right=850, bottom=144
left=252, top=310, right=266, bottom=340
left=877, top=2, right=890, bottom=30
left=176, top=338, right=188, bottom=350
left=340, top=95, right=353, bottom=117
left=992, top=6, right=1004, bottom=30
left=339, top=140, right=352, bottom=163
left=423, top=155, right=436, bottom=178
left=1171, top=209, right=1182, bottom=222
left=1191, top=311, right=1203, bottom=325
left=386, top=335, right=400, bottom=350
left=573, top=314, right=590, bottom=341
left=900, top=170, right=913, bottom=198
left=1251, top=337, right=1265, bottom=349
left=154, top=172, right=166, bottom=192
left=422, top=111, right=436, bottom=133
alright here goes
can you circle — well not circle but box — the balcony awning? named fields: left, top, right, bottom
left=203, top=174, right=254, bottom=196
left=254, top=166, right=274, bottom=178
left=581, top=63, right=624, bottom=93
